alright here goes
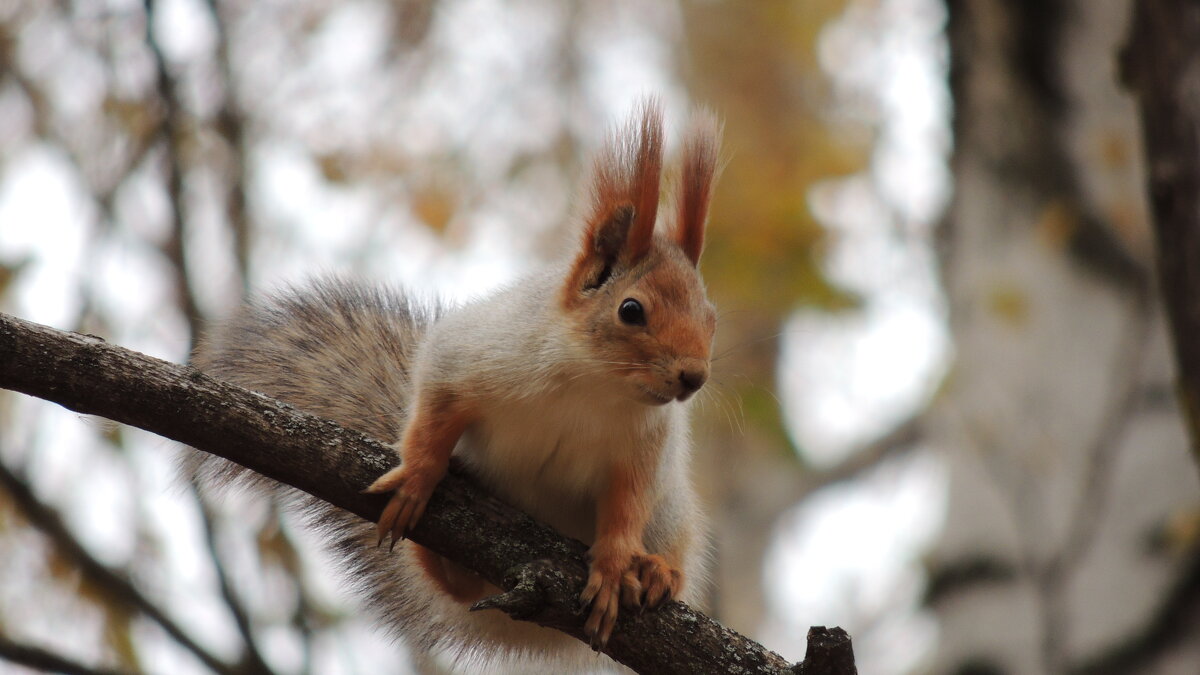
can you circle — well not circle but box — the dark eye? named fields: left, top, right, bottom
left=618, top=298, right=646, bottom=326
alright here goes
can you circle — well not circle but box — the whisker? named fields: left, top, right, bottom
left=715, top=307, right=758, bottom=323
left=697, top=386, right=735, bottom=436
left=711, top=330, right=787, bottom=363
left=706, top=380, right=746, bottom=436
left=725, top=372, right=784, bottom=412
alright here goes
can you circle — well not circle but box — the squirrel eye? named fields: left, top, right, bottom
left=618, top=298, right=646, bottom=326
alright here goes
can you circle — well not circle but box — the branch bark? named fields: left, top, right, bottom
left=1124, top=0, right=1200, bottom=473
left=0, top=311, right=853, bottom=675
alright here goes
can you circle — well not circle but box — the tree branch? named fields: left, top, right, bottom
left=792, top=413, right=924, bottom=505
left=0, top=311, right=853, bottom=674
left=143, top=0, right=204, bottom=344
left=792, top=627, right=857, bottom=675
left=1069, top=544, right=1200, bottom=674
left=0, top=635, right=127, bottom=675
left=185, top=480, right=276, bottom=675
left=203, top=0, right=253, bottom=292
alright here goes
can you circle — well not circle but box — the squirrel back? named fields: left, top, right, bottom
left=191, top=99, right=722, bottom=670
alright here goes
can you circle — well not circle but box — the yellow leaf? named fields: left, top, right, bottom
left=1099, top=130, right=1130, bottom=169
left=411, top=182, right=457, bottom=234
left=103, top=96, right=158, bottom=142
left=1036, top=200, right=1078, bottom=251
left=987, top=284, right=1029, bottom=327
left=316, top=153, right=352, bottom=183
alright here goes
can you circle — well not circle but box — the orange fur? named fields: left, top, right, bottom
left=596, top=462, right=651, bottom=553
left=399, top=392, right=474, bottom=474
left=368, top=391, right=474, bottom=544
left=558, top=108, right=718, bottom=641
left=642, top=257, right=716, bottom=362
left=580, top=462, right=654, bottom=646
left=412, top=543, right=489, bottom=603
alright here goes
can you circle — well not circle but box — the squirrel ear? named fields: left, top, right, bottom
left=592, top=203, right=636, bottom=260
left=565, top=203, right=634, bottom=298
left=580, top=99, right=663, bottom=262
left=563, top=99, right=665, bottom=303
left=674, top=110, right=722, bottom=266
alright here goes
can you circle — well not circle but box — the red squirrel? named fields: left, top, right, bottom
left=192, top=98, right=721, bottom=669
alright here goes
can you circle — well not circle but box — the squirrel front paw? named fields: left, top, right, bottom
left=579, top=550, right=642, bottom=650
left=634, top=553, right=683, bottom=608
left=366, top=464, right=440, bottom=548
left=577, top=551, right=684, bottom=648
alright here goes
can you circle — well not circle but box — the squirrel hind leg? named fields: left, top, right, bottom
left=412, top=543, right=490, bottom=603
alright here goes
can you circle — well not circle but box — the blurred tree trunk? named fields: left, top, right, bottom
left=929, top=0, right=1200, bottom=672
left=1125, top=0, right=1200, bottom=477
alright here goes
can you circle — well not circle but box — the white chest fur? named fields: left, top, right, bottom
left=454, top=384, right=667, bottom=542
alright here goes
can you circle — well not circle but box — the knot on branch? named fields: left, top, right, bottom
left=470, top=559, right=572, bottom=621
left=791, top=626, right=856, bottom=675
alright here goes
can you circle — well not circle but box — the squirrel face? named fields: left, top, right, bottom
left=567, top=239, right=716, bottom=406
left=558, top=101, right=721, bottom=408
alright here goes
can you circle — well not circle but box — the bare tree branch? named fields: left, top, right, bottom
left=792, top=413, right=925, bottom=504
left=0, top=311, right=854, bottom=674
left=1035, top=290, right=1155, bottom=671
left=1056, top=292, right=1154, bottom=571
left=1069, top=545, right=1200, bottom=674
left=0, top=635, right=127, bottom=675
left=142, top=0, right=204, bottom=344
left=0, top=459, right=238, bottom=675
left=202, top=0, right=252, bottom=292
left=185, top=481, right=276, bottom=675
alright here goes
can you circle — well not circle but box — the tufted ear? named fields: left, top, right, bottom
left=569, top=203, right=634, bottom=295
left=564, top=99, right=665, bottom=302
left=674, top=110, right=722, bottom=266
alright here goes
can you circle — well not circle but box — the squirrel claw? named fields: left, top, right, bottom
left=376, top=490, right=405, bottom=547
left=583, top=587, right=618, bottom=650
left=372, top=465, right=435, bottom=551
left=634, top=553, right=681, bottom=609
left=579, top=555, right=641, bottom=650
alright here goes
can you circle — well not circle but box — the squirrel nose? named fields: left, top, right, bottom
left=678, top=368, right=708, bottom=394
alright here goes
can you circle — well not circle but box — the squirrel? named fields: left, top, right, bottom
left=189, top=98, right=722, bottom=671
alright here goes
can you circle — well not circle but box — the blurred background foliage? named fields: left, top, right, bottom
left=5, top=0, right=1197, bottom=674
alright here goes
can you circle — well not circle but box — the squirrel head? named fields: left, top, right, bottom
left=560, top=99, right=722, bottom=406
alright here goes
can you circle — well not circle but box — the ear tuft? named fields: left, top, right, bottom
left=675, top=109, right=722, bottom=266
left=582, top=98, right=664, bottom=265
left=624, top=99, right=664, bottom=262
